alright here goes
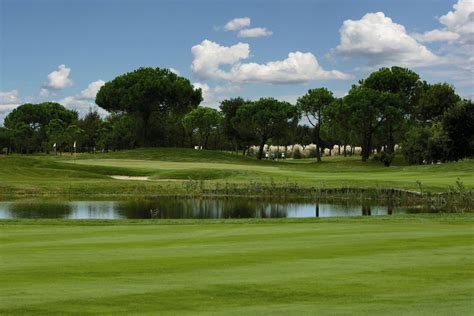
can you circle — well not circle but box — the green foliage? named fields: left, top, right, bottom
left=415, top=83, right=461, bottom=121
left=441, top=100, right=474, bottom=160
left=403, top=100, right=472, bottom=164
left=343, top=86, right=388, bottom=161
left=0, top=127, right=12, bottom=153
left=95, top=67, right=202, bottom=145
left=373, top=151, right=395, bottom=167
left=219, top=97, right=253, bottom=151
left=402, top=126, right=432, bottom=164
left=234, top=98, right=297, bottom=159
left=4, top=102, right=78, bottom=153
left=323, top=98, right=353, bottom=153
left=292, top=147, right=302, bottom=159
left=297, top=88, right=335, bottom=162
left=98, top=114, right=141, bottom=151
left=78, top=111, right=102, bottom=152
left=182, top=107, right=221, bottom=148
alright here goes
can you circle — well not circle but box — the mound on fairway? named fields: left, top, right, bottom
left=0, top=147, right=473, bottom=196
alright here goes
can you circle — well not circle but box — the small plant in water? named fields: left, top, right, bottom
left=416, top=180, right=423, bottom=196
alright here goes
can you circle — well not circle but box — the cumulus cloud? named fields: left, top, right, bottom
left=411, top=0, right=473, bottom=45
left=169, top=68, right=181, bottom=75
left=191, top=40, right=250, bottom=80
left=410, top=0, right=473, bottom=96
left=76, top=80, right=105, bottom=100
left=412, top=29, right=460, bottom=43
left=39, top=88, right=50, bottom=98
left=224, top=17, right=251, bottom=31
left=238, top=27, right=273, bottom=38
left=230, top=51, right=352, bottom=83
left=439, top=0, right=474, bottom=41
left=0, top=90, right=21, bottom=125
left=333, top=12, right=440, bottom=67
left=193, top=82, right=241, bottom=107
left=59, top=80, right=107, bottom=117
left=44, top=64, right=73, bottom=90
left=191, top=40, right=351, bottom=84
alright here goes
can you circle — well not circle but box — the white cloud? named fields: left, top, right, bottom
left=411, top=0, right=474, bottom=45
left=0, top=90, right=21, bottom=125
left=238, top=27, right=273, bottom=38
left=224, top=17, right=251, bottom=31
left=411, top=0, right=473, bottom=97
left=39, top=88, right=50, bottom=98
left=0, top=90, right=19, bottom=105
left=169, top=68, right=181, bottom=75
left=412, top=29, right=460, bottom=43
left=44, top=64, right=73, bottom=90
left=439, top=0, right=474, bottom=41
left=60, top=96, right=107, bottom=116
left=58, top=80, right=107, bottom=117
left=230, top=51, right=352, bottom=83
left=191, top=40, right=352, bottom=84
left=333, top=12, right=440, bottom=67
left=193, top=82, right=241, bottom=108
left=191, top=40, right=250, bottom=80
left=77, top=80, right=105, bottom=100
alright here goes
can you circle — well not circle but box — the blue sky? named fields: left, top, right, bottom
left=1, top=0, right=473, bottom=124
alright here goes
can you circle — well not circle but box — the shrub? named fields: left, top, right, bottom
left=292, top=147, right=302, bottom=159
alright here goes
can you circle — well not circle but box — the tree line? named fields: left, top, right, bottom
left=0, top=66, right=472, bottom=165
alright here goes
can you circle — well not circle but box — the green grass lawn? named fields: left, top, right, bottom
left=1, top=215, right=473, bottom=315
left=0, top=148, right=473, bottom=196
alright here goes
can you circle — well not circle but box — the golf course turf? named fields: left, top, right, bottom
left=1, top=215, right=473, bottom=315
left=1, top=148, right=473, bottom=314
left=0, top=148, right=473, bottom=196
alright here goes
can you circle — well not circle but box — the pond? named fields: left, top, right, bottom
left=0, top=198, right=414, bottom=219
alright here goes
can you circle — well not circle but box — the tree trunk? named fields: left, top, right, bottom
left=315, top=143, right=321, bottom=162
left=387, top=129, right=395, bottom=154
left=361, top=133, right=372, bottom=162
left=204, top=133, right=210, bottom=149
left=257, top=141, right=266, bottom=160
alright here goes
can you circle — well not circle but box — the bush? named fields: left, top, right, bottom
left=308, top=147, right=318, bottom=158
left=373, top=151, right=394, bottom=166
left=292, top=147, right=302, bottom=159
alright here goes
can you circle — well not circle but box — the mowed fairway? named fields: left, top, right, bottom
left=0, top=148, right=473, bottom=196
left=1, top=216, right=473, bottom=315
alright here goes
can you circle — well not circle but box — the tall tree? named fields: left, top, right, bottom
left=220, top=98, right=248, bottom=152
left=46, top=119, right=67, bottom=154
left=415, top=83, right=461, bottom=122
left=440, top=100, right=474, bottom=161
left=78, top=111, right=102, bottom=152
left=361, top=66, right=420, bottom=153
left=4, top=102, right=78, bottom=152
left=323, top=98, right=353, bottom=156
left=0, top=127, right=12, bottom=154
left=297, top=88, right=335, bottom=162
left=234, top=98, right=296, bottom=160
left=95, top=67, right=202, bottom=145
left=182, top=107, right=221, bottom=149
left=344, top=86, right=394, bottom=161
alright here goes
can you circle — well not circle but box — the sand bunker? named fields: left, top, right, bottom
left=110, top=175, right=150, bottom=181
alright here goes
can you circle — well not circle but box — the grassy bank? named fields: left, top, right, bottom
left=0, top=148, right=473, bottom=197
left=1, top=215, right=473, bottom=314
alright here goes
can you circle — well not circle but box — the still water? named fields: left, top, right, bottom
left=0, top=198, right=409, bottom=219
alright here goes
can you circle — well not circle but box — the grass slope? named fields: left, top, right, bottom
left=0, top=147, right=473, bottom=196
left=1, top=215, right=473, bottom=315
